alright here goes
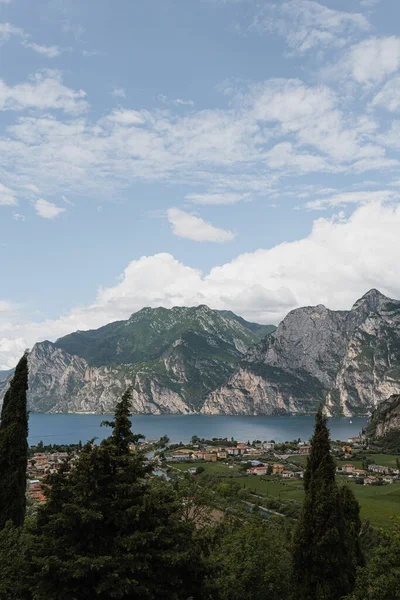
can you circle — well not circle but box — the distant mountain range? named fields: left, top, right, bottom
left=1, top=290, right=399, bottom=416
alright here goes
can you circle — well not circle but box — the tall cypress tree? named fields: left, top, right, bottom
left=292, top=409, right=361, bottom=600
left=0, top=352, right=29, bottom=529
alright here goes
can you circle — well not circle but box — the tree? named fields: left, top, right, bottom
left=206, top=516, right=292, bottom=600
left=292, top=409, right=362, bottom=600
left=0, top=352, right=29, bottom=529
left=344, top=519, right=400, bottom=600
left=29, top=390, right=202, bottom=600
left=0, top=522, right=31, bottom=599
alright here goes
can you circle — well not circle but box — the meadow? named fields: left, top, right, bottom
left=168, top=458, right=400, bottom=527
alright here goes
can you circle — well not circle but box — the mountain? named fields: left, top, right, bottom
left=0, top=306, right=271, bottom=414
left=0, top=369, right=13, bottom=383
left=202, top=290, right=400, bottom=417
left=366, top=394, right=400, bottom=451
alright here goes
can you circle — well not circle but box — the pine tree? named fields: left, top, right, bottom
left=0, top=352, right=29, bottom=529
left=30, top=389, right=202, bottom=600
left=292, top=409, right=362, bottom=600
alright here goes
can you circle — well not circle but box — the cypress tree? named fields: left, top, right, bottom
left=0, top=352, right=29, bottom=529
left=292, top=409, right=362, bottom=600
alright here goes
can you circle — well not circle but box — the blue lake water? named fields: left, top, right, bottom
left=28, top=413, right=369, bottom=445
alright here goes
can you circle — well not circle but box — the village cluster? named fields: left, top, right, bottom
left=166, top=435, right=400, bottom=486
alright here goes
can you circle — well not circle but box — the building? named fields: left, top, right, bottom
left=263, top=441, right=275, bottom=450
left=369, top=464, right=391, bottom=475
left=273, top=463, right=285, bottom=474
left=364, top=476, right=377, bottom=486
left=226, top=447, right=240, bottom=456
left=299, top=445, right=311, bottom=455
left=353, top=469, right=366, bottom=477
left=217, top=451, right=227, bottom=459
left=282, top=470, right=295, bottom=479
left=203, top=453, right=217, bottom=462
left=249, top=466, right=268, bottom=476
left=342, top=464, right=355, bottom=473
left=347, top=436, right=364, bottom=444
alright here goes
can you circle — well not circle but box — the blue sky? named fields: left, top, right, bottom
left=1, top=0, right=400, bottom=367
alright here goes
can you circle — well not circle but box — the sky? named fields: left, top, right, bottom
left=1, top=0, right=400, bottom=368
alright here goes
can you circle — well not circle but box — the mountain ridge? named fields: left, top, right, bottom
left=202, top=289, right=400, bottom=417
left=1, top=291, right=399, bottom=416
left=0, top=305, right=272, bottom=414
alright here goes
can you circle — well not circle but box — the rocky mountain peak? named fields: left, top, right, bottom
left=351, top=288, right=391, bottom=312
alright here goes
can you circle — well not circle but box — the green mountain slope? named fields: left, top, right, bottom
left=55, top=305, right=263, bottom=367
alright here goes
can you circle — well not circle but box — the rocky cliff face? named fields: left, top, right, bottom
left=366, top=394, right=400, bottom=451
left=0, top=306, right=270, bottom=415
left=202, top=290, right=400, bottom=416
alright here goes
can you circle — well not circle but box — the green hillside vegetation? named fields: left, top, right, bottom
left=55, top=305, right=268, bottom=366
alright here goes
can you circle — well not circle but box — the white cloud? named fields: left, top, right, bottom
left=0, top=22, right=24, bottom=42
left=173, top=98, right=194, bottom=106
left=372, top=75, right=400, bottom=111
left=0, top=301, right=14, bottom=313
left=377, top=120, right=400, bottom=149
left=0, top=183, right=17, bottom=205
left=252, top=0, right=369, bottom=53
left=0, top=73, right=395, bottom=203
left=24, top=183, right=40, bottom=194
left=305, top=190, right=398, bottom=210
left=12, top=212, right=25, bottom=221
left=23, top=41, right=61, bottom=58
left=34, top=198, right=66, bottom=219
left=167, top=208, right=235, bottom=242
left=186, top=192, right=249, bottom=205
left=334, top=37, right=400, bottom=85
left=106, top=108, right=146, bottom=125
left=2, top=202, right=400, bottom=368
left=111, top=87, right=126, bottom=98
left=0, top=71, right=88, bottom=114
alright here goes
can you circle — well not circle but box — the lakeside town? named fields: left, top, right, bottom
left=163, top=435, right=400, bottom=485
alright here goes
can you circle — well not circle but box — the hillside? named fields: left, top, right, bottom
left=366, top=394, right=400, bottom=451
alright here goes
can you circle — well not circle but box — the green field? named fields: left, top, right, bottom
left=168, top=461, right=400, bottom=526
left=337, top=453, right=399, bottom=470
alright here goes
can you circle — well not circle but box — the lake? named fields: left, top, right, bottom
left=27, top=413, right=369, bottom=445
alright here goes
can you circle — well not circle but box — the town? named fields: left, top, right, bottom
left=164, top=434, right=400, bottom=486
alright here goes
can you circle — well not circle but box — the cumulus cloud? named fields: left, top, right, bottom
left=1, top=202, right=400, bottom=368
left=252, top=0, right=369, bottom=53
left=0, top=183, right=17, bottom=205
left=0, top=71, right=88, bottom=114
left=167, top=208, right=235, bottom=242
left=34, top=198, right=66, bottom=219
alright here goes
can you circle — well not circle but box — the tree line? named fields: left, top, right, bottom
left=0, top=353, right=399, bottom=599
